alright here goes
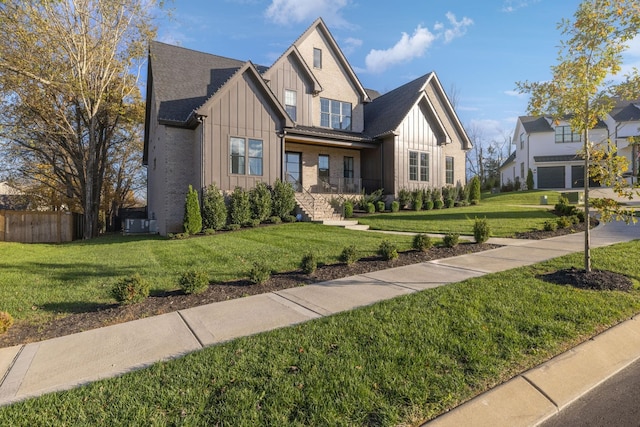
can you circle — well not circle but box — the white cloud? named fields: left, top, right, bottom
left=342, top=37, right=363, bottom=54
left=440, top=12, right=473, bottom=44
left=364, top=12, right=472, bottom=74
left=365, top=25, right=436, bottom=74
left=264, top=0, right=352, bottom=28
left=501, top=0, right=540, bottom=13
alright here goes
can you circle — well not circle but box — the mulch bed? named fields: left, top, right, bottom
left=0, top=218, right=619, bottom=348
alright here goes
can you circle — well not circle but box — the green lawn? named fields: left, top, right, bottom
left=1, top=241, right=638, bottom=425
left=358, top=190, right=563, bottom=236
left=0, top=223, right=413, bottom=325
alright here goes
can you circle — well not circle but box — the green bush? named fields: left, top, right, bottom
left=557, top=216, right=573, bottom=228
left=203, top=228, right=216, bottom=236
left=111, top=274, right=150, bottom=305
left=366, top=202, right=375, bottom=214
left=576, top=210, right=585, bottom=223
left=412, top=234, right=433, bottom=252
left=249, top=261, right=271, bottom=285
left=470, top=176, right=481, bottom=202
left=339, top=245, right=358, bottom=265
left=424, top=199, right=434, bottom=210
left=412, top=190, right=423, bottom=211
left=378, top=239, right=398, bottom=261
left=247, top=218, right=261, bottom=228
left=434, top=199, right=444, bottom=209
left=272, top=179, right=296, bottom=219
left=179, top=269, right=210, bottom=295
left=268, top=216, right=282, bottom=224
left=229, top=187, right=251, bottom=226
left=554, top=196, right=577, bottom=216
left=300, top=252, right=317, bottom=274
left=343, top=201, right=354, bottom=218
left=526, top=168, right=535, bottom=190
left=282, top=214, right=297, bottom=223
left=0, top=311, right=14, bottom=335
left=544, top=220, right=558, bottom=231
left=391, top=201, right=400, bottom=212
left=446, top=198, right=455, bottom=208
left=249, top=182, right=273, bottom=223
left=202, top=183, right=227, bottom=231
left=473, top=217, right=491, bottom=243
left=376, top=201, right=386, bottom=212
left=398, top=188, right=412, bottom=209
left=443, top=233, right=460, bottom=248
left=569, top=214, right=580, bottom=225
left=226, top=223, right=241, bottom=231
left=183, top=184, right=203, bottom=235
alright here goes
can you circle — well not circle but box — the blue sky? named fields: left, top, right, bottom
left=154, top=0, right=640, bottom=145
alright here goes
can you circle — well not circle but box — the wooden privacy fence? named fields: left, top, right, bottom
left=0, top=210, right=79, bottom=243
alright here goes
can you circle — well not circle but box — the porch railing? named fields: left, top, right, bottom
left=315, top=178, right=362, bottom=195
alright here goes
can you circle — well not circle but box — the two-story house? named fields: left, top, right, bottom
left=144, top=18, right=471, bottom=235
left=500, top=98, right=640, bottom=190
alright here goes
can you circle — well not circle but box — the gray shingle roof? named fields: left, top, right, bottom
left=610, top=98, right=640, bottom=122
left=149, top=41, right=246, bottom=123
left=499, top=151, right=516, bottom=169
left=519, top=116, right=553, bottom=133
left=364, top=73, right=433, bottom=138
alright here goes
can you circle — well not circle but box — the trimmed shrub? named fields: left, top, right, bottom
left=226, top=223, right=241, bottom=231
left=268, top=216, right=282, bottom=224
left=434, top=199, right=444, bottom=209
left=526, top=168, right=534, bottom=190
left=544, top=220, right=558, bottom=231
left=366, top=202, right=375, bottom=214
left=0, top=311, right=14, bottom=335
left=376, top=201, right=386, bottom=212
left=413, top=234, right=433, bottom=252
left=424, top=199, right=434, bottom=210
left=569, top=214, right=580, bottom=225
left=179, top=269, right=209, bottom=295
left=229, top=187, right=251, bottom=226
left=202, top=183, right=227, bottom=231
left=470, top=176, right=481, bottom=202
left=339, top=245, right=358, bottom=265
left=249, top=182, right=273, bottom=223
left=473, top=217, right=491, bottom=243
left=557, top=216, right=573, bottom=228
left=247, top=218, right=261, bottom=228
left=183, top=184, right=203, bottom=235
left=378, top=239, right=398, bottom=261
left=398, top=188, right=412, bottom=209
left=391, top=201, right=400, bottom=212
left=249, top=261, right=271, bottom=285
left=204, top=228, right=216, bottom=236
left=272, top=179, right=296, bottom=219
left=576, top=210, right=585, bottom=223
left=412, top=190, right=423, bottom=211
left=282, top=214, right=297, bottom=223
left=443, top=233, right=460, bottom=248
left=111, top=274, right=150, bottom=305
left=445, top=198, right=455, bottom=208
left=344, top=201, right=354, bottom=218
left=300, top=252, right=317, bottom=274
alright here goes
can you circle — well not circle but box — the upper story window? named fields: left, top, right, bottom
left=519, top=132, right=525, bottom=149
left=313, top=48, right=322, bottom=69
left=230, top=137, right=263, bottom=176
left=555, top=125, right=581, bottom=143
left=285, top=89, right=297, bottom=121
left=320, top=98, right=351, bottom=130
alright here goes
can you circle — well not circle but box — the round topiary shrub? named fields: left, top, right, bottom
left=179, top=269, right=210, bottom=295
left=391, top=201, right=400, bottom=212
left=111, top=274, right=150, bottom=305
left=434, top=199, right=444, bottom=209
left=424, top=200, right=434, bottom=210
left=344, top=201, right=354, bottom=218
left=268, top=216, right=282, bottom=224
left=0, top=311, right=14, bottom=335
left=443, top=233, right=460, bottom=248
left=300, top=252, right=317, bottom=275
left=446, top=198, right=455, bottom=208
left=378, top=239, right=398, bottom=260
left=413, top=234, right=433, bottom=252
left=473, top=217, right=491, bottom=243
left=544, top=220, right=558, bottom=231
left=249, top=261, right=271, bottom=285
left=366, top=202, right=375, bottom=214
left=376, top=201, right=386, bottom=212
left=339, top=244, right=358, bottom=265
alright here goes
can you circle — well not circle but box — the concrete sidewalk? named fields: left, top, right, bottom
left=0, top=219, right=639, bottom=427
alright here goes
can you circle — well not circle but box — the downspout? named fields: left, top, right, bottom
left=197, top=115, right=206, bottom=191
left=278, top=129, right=286, bottom=182
left=527, top=133, right=531, bottom=188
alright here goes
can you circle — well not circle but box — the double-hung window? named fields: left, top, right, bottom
left=409, top=151, right=430, bottom=182
left=555, top=126, right=581, bottom=143
left=320, top=98, right=352, bottom=130
left=446, top=156, right=454, bottom=184
left=313, top=48, right=322, bottom=68
left=230, top=137, right=263, bottom=176
left=285, top=90, right=297, bottom=121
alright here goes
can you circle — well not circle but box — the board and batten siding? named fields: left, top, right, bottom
left=200, top=71, right=282, bottom=192
left=264, top=54, right=315, bottom=127
left=393, top=102, right=443, bottom=193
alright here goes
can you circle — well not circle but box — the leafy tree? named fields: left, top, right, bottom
left=517, top=0, right=640, bottom=271
left=202, top=183, right=227, bottom=231
left=0, top=0, right=162, bottom=238
left=183, top=185, right=202, bottom=235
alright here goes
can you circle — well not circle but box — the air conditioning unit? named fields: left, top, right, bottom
left=124, top=219, right=158, bottom=234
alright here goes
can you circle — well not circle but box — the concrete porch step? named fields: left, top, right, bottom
left=321, top=220, right=359, bottom=226
left=344, top=224, right=370, bottom=231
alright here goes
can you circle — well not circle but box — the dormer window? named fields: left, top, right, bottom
left=313, top=48, right=322, bottom=69
left=285, top=89, right=297, bottom=121
left=555, top=125, right=581, bottom=143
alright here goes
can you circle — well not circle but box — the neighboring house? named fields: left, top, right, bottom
left=500, top=98, right=640, bottom=190
left=0, top=181, right=28, bottom=210
left=144, top=18, right=471, bottom=235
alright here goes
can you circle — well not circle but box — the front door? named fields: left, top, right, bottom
left=285, top=151, right=302, bottom=191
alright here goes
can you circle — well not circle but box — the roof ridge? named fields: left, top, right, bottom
left=150, top=40, right=245, bottom=64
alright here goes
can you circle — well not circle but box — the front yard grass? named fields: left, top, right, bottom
left=357, top=190, right=563, bottom=236
left=1, top=241, right=639, bottom=425
left=0, top=223, right=413, bottom=326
